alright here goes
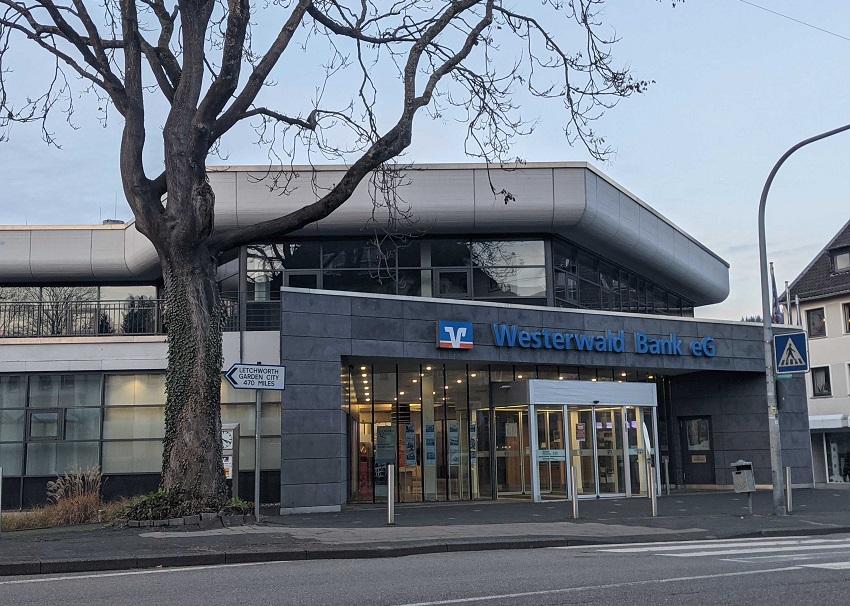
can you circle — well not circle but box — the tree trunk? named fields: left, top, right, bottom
left=159, top=248, right=226, bottom=504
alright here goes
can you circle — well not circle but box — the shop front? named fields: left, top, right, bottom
left=279, top=288, right=814, bottom=513
left=344, top=362, right=660, bottom=503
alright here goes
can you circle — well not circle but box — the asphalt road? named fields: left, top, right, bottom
left=4, top=534, right=850, bottom=605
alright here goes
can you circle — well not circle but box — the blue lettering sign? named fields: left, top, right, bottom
left=489, top=324, right=715, bottom=359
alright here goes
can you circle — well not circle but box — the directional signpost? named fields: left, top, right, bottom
left=774, top=332, right=809, bottom=374
left=225, top=363, right=286, bottom=522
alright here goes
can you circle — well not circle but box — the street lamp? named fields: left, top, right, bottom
left=758, top=122, right=850, bottom=516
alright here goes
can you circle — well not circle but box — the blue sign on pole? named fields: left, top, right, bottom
left=774, top=332, right=809, bottom=374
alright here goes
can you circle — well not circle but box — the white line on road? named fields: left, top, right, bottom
left=0, top=560, right=288, bottom=586
left=598, top=538, right=850, bottom=553
left=802, top=561, right=850, bottom=570
left=394, top=567, right=802, bottom=606
left=660, top=544, right=850, bottom=558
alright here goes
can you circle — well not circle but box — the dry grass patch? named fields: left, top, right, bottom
left=0, top=466, right=141, bottom=531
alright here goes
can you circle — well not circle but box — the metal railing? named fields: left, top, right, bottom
left=0, top=299, right=164, bottom=337
left=0, top=298, right=280, bottom=338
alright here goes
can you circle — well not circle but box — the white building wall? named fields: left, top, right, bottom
left=0, top=336, right=167, bottom=372
left=796, top=295, right=850, bottom=418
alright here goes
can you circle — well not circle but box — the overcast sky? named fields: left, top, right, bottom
left=0, top=0, right=847, bottom=322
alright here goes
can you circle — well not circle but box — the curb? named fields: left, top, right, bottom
left=2, top=525, right=850, bottom=577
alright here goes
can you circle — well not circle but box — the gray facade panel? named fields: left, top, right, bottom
left=351, top=296, right=405, bottom=319
left=281, top=312, right=352, bottom=339
left=281, top=432, right=345, bottom=461
left=281, top=481, right=346, bottom=509
left=281, top=458, right=346, bottom=485
left=281, top=335, right=351, bottom=361
left=282, top=409, right=346, bottom=435
left=282, top=361, right=344, bottom=387
left=671, top=371, right=813, bottom=486
left=351, top=317, right=406, bottom=342
left=282, top=384, right=344, bottom=409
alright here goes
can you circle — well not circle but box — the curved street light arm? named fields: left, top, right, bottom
left=758, top=122, right=850, bottom=516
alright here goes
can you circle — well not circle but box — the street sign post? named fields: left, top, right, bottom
left=774, top=332, right=809, bottom=374
left=224, top=363, right=286, bottom=522
left=225, top=363, right=286, bottom=391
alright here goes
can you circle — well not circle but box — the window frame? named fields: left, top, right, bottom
left=26, top=408, right=63, bottom=441
left=811, top=366, right=832, bottom=398
left=844, top=303, right=850, bottom=335
left=832, top=249, right=850, bottom=273
left=807, top=307, right=827, bottom=338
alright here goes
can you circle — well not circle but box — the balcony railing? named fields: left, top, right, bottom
left=0, top=298, right=279, bottom=338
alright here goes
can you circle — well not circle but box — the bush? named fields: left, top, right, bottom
left=0, top=466, right=111, bottom=531
left=46, top=466, right=103, bottom=525
left=121, top=490, right=252, bottom=521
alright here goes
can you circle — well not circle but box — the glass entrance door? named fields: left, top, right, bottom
left=534, top=406, right=568, bottom=500
left=495, top=408, right=526, bottom=496
left=595, top=407, right=625, bottom=496
left=568, top=407, right=597, bottom=496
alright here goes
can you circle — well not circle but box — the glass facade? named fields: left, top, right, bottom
left=0, top=372, right=282, bottom=495
left=343, top=361, right=663, bottom=503
left=244, top=236, right=693, bottom=317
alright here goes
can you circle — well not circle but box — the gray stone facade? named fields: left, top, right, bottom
left=279, top=289, right=813, bottom=511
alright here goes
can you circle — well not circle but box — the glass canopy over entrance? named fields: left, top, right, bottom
left=343, top=362, right=660, bottom=503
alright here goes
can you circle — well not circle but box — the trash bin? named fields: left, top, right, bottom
left=731, top=460, right=755, bottom=493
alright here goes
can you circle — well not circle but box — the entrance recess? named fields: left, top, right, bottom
left=494, top=380, right=660, bottom=501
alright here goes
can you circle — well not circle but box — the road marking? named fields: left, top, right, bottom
left=598, top=538, right=846, bottom=553
left=0, top=560, right=288, bottom=586
left=723, top=552, right=849, bottom=564
left=394, top=567, right=801, bottom=606
left=660, top=544, right=850, bottom=558
left=802, top=561, right=850, bottom=570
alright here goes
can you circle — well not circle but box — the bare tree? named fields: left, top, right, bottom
left=0, top=0, right=653, bottom=505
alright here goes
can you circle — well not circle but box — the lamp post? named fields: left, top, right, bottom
left=758, top=122, right=850, bottom=516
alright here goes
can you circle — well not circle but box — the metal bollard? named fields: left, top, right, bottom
left=785, top=466, right=793, bottom=513
left=387, top=464, right=395, bottom=525
left=663, top=458, right=671, bottom=497
left=648, top=462, right=657, bottom=517
left=570, top=465, right=579, bottom=520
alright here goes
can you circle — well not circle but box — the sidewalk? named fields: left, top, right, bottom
left=3, top=488, right=850, bottom=576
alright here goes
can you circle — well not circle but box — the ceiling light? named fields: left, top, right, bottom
left=591, top=378, right=597, bottom=382
left=363, top=380, right=368, bottom=384
left=559, top=376, right=564, bottom=380
left=470, top=373, right=477, bottom=378
left=412, top=379, right=418, bottom=383
left=620, top=372, right=627, bottom=377
left=517, top=374, right=523, bottom=379
left=399, top=391, right=405, bottom=395
left=425, top=366, right=432, bottom=371
left=647, top=375, right=654, bottom=380
left=360, top=366, right=366, bottom=370
left=361, top=373, right=367, bottom=377
left=365, top=398, right=370, bottom=401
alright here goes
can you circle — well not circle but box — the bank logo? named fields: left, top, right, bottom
left=437, top=321, right=474, bottom=349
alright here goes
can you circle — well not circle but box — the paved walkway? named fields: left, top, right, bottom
left=3, top=488, right=850, bottom=576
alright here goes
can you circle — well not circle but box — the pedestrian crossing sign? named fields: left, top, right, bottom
left=774, top=331, right=809, bottom=374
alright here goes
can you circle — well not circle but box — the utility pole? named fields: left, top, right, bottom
left=758, top=122, right=850, bottom=516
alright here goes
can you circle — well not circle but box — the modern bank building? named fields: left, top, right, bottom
left=0, top=163, right=814, bottom=512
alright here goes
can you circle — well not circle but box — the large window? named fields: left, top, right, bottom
left=242, top=236, right=693, bottom=318
left=551, top=238, right=691, bottom=316
left=248, top=238, right=548, bottom=306
left=812, top=366, right=832, bottom=397
left=807, top=308, right=827, bottom=338
left=0, top=371, right=283, bottom=482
